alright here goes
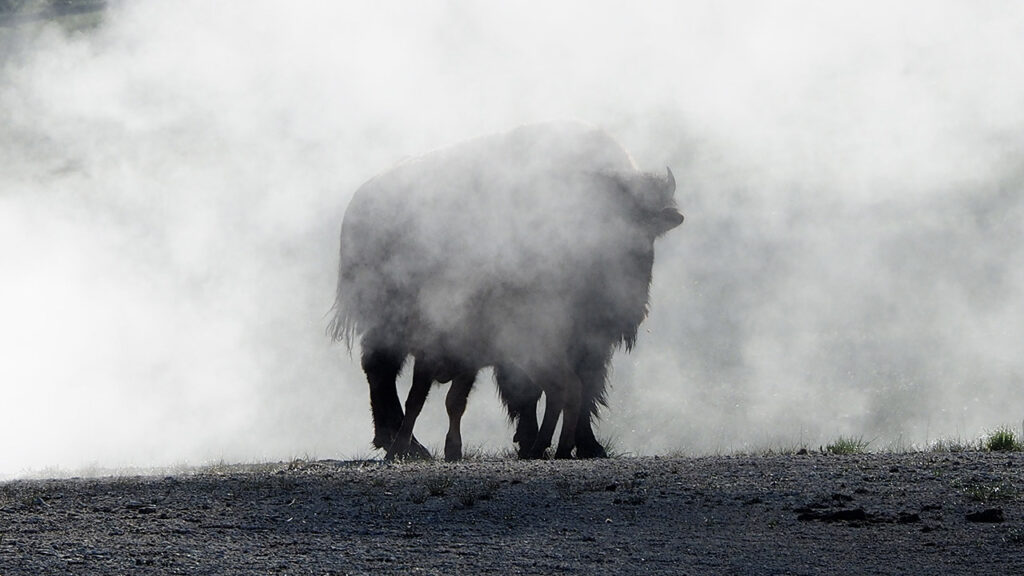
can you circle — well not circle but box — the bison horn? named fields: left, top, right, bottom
left=665, top=167, right=676, bottom=192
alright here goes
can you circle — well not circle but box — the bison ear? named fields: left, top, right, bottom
left=652, top=207, right=684, bottom=235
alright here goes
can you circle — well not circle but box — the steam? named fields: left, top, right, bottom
left=2, top=1, right=1023, bottom=475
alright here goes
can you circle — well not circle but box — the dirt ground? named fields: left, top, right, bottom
left=1, top=452, right=1022, bottom=575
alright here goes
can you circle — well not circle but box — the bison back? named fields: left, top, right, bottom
left=332, top=122, right=647, bottom=364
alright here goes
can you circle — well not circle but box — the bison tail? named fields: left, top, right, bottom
left=326, top=297, right=358, bottom=351
left=328, top=228, right=360, bottom=350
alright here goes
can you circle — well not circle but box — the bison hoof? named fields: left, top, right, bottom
left=408, top=437, right=432, bottom=460
left=521, top=446, right=549, bottom=460
left=385, top=446, right=432, bottom=462
left=386, top=438, right=433, bottom=461
left=575, top=441, right=608, bottom=459
left=444, top=437, right=463, bottom=462
left=373, top=430, right=397, bottom=451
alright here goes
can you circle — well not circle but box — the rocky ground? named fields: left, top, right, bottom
left=1, top=452, right=1023, bottom=575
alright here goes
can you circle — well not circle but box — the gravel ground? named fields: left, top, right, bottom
left=2, top=453, right=1023, bottom=575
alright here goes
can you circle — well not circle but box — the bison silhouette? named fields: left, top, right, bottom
left=330, top=122, right=683, bottom=459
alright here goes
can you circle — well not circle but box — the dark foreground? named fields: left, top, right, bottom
left=2, top=453, right=1023, bottom=575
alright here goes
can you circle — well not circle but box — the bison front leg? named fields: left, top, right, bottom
left=528, top=364, right=582, bottom=460
left=443, top=373, right=474, bottom=462
left=573, top=416, right=607, bottom=459
left=573, top=357, right=609, bottom=459
left=554, top=371, right=582, bottom=459
left=524, top=390, right=558, bottom=459
left=494, top=364, right=541, bottom=459
left=513, top=402, right=540, bottom=459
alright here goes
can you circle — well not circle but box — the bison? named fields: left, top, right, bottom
left=329, top=122, right=683, bottom=459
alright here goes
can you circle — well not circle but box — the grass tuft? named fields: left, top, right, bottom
left=984, top=426, right=1023, bottom=452
left=452, top=479, right=500, bottom=508
left=425, top=475, right=452, bottom=497
left=759, top=442, right=811, bottom=457
left=953, top=478, right=1019, bottom=502
left=824, top=436, right=870, bottom=455
left=928, top=437, right=980, bottom=453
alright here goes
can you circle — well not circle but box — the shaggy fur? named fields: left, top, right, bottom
left=329, top=122, right=682, bottom=459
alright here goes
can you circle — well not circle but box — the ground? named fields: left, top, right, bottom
left=1, top=453, right=1023, bottom=575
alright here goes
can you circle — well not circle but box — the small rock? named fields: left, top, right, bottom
left=966, top=509, right=1004, bottom=523
left=897, top=512, right=921, bottom=524
left=829, top=508, right=867, bottom=522
left=124, top=501, right=158, bottom=515
left=797, top=508, right=867, bottom=522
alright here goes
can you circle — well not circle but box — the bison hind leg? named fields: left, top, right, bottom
left=361, top=344, right=407, bottom=452
left=443, top=373, right=475, bottom=462
left=386, top=355, right=436, bottom=461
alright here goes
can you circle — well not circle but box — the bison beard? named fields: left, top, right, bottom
left=329, top=122, right=683, bottom=459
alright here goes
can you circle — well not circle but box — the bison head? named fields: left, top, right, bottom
left=603, top=167, right=684, bottom=238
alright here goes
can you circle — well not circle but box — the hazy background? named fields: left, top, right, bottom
left=2, top=1, right=1023, bottom=476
